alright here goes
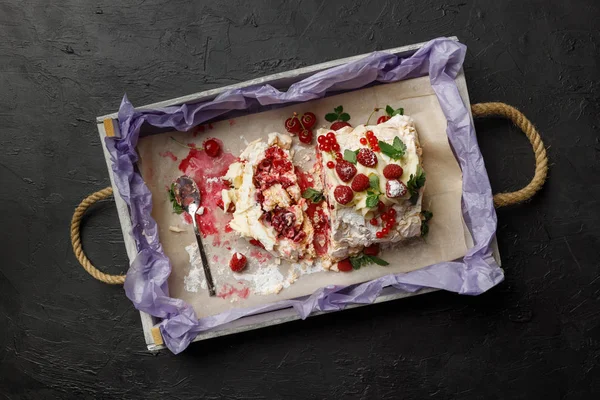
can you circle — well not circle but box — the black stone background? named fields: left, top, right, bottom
left=1, top=0, right=599, bottom=398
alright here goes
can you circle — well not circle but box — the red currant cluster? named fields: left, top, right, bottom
left=318, top=132, right=343, bottom=170
left=285, top=112, right=317, bottom=144
left=359, top=130, right=380, bottom=152
left=371, top=207, right=396, bottom=238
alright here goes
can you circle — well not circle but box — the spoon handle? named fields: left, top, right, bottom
left=192, top=218, right=216, bottom=296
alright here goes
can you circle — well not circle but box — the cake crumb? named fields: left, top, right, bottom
left=169, top=225, right=185, bottom=233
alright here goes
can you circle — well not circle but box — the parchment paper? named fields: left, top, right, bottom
left=137, top=76, right=469, bottom=319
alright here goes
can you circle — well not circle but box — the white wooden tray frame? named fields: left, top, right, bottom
left=96, top=37, right=501, bottom=351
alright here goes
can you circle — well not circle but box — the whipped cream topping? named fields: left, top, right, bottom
left=317, top=115, right=424, bottom=260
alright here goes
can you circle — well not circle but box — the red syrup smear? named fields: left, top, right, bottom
left=217, top=284, right=250, bottom=300
left=295, top=166, right=330, bottom=256
left=178, top=140, right=236, bottom=240
left=159, top=151, right=177, bottom=161
left=250, top=249, right=272, bottom=263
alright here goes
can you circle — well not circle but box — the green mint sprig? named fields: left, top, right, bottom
left=325, top=105, right=351, bottom=123
left=302, top=188, right=325, bottom=204
left=378, top=136, right=407, bottom=160
left=365, top=174, right=381, bottom=208
left=168, top=183, right=184, bottom=214
left=421, top=210, right=433, bottom=237
left=349, top=253, right=389, bottom=270
left=385, top=105, right=404, bottom=117
left=407, top=166, right=426, bottom=204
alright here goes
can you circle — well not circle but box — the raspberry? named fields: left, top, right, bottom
left=335, top=160, right=357, bottom=182
left=351, top=173, right=370, bottom=192
left=385, top=179, right=408, bottom=198
left=364, top=244, right=379, bottom=256
left=334, top=185, right=353, bottom=204
left=356, top=148, right=378, bottom=167
left=330, top=121, right=351, bottom=131
left=337, top=259, right=353, bottom=272
left=383, top=164, right=404, bottom=179
left=229, top=252, right=247, bottom=272
left=301, top=112, right=316, bottom=129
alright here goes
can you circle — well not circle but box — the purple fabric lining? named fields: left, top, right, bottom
left=105, top=37, right=503, bottom=354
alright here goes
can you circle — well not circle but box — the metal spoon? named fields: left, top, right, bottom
left=173, top=175, right=216, bottom=296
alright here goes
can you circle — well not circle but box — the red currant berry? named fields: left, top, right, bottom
left=366, top=130, right=374, bottom=138
left=335, top=152, right=343, bottom=160
left=360, top=137, right=367, bottom=145
left=387, top=208, right=396, bottom=218
left=378, top=201, right=386, bottom=212
left=204, top=139, right=221, bottom=157
left=321, top=143, right=331, bottom=152
left=376, top=232, right=384, bottom=239
left=318, top=135, right=327, bottom=144
left=370, top=218, right=378, bottom=226
left=326, top=132, right=336, bottom=141
left=382, top=228, right=389, bottom=235
left=331, top=143, right=340, bottom=151
left=326, top=161, right=335, bottom=169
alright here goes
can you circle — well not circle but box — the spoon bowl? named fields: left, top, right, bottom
left=173, top=175, right=216, bottom=296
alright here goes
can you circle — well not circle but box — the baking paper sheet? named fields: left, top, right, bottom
left=137, top=76, right=469, bottom=318
left=106, top=37, right=503, bottom=354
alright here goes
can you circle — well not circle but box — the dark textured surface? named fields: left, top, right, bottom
left=1, top=0, right=599, bottom=398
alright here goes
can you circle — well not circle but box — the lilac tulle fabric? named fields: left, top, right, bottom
left=105, top=37, right=503, bottom=354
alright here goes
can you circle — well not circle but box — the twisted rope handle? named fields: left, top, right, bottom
left=72, top=102, right=547, bottom=284
left=471, top=102, right=548, bottom=207
left=70, top=187, right=126, bottom=284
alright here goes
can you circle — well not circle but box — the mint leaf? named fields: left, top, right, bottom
left=420, top=210, right=433, bottom=237
left=366, top=193, right=379, bottom=208
left=378, top=141, right=403, bottom=160
left=366, top=255, right=389, bottom=266
left=392, top=107, right=404, bottom=116
left=302, top=188, right=324, bottom=203
left=168, top=183, right=184, bottom=214
left=369, top=174, right=380, bottom=190
left=325, top=113, right=338, bottom=122
left=334, top=105, right=343, bottom=114
left=339, top=112, right=350, bottom=122
left=343, top=149, right=357, bottom=164
left=385, top=105, right=395, bottom=116
left=349, top=254, right=390, bottom=270
left=392, top=136, right=406, bottom=153
left=407, top=166, right=426, bottom=204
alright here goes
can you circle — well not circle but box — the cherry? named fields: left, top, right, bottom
left=204, top=139, right=221, bottom=157
left=299, top=129, right=313, bottom=144
left=285, top=117, right=302, bottom=134
left=330, top=121, right=351, bottom=131
left=301, top=112, right=316, bottom=129
left=377, top=116, right=390, bottom=124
